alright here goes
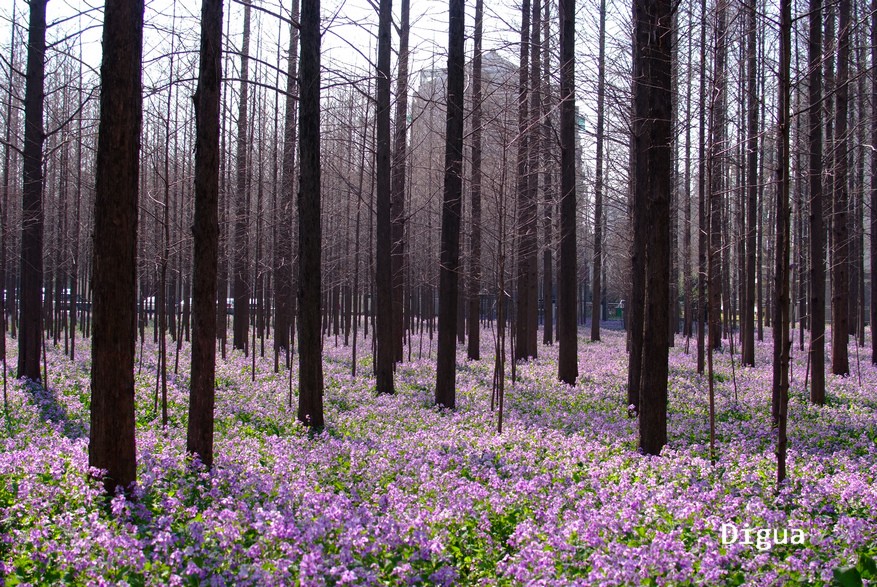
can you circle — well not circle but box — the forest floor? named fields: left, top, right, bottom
left=0, top=326, right=875, bottom=586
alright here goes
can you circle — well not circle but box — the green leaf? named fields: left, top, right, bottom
left=832, top=566, right=862, bottom=587
left=856, top=552, right=876, bottom=579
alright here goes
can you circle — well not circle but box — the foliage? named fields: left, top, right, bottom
left=0, top=329, right=875, bottom=585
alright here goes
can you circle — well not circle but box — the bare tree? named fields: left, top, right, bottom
left=232, top=4, right=252, bottom=353
left=557, top=0, right=577, bottom=386
left=275, top=0, right=300, bottom=366
left=872, top=0, right=877, bottom=366
left=297, top=0, right=324, bottom=427
left=540, top=0, right=553, bottom=346
left=0, top=0, right=18, bottom=399
left=515, top=0, right=536, bottom=362
left=391, top=0, right=410, bottom=364
left=375, top=0, right=394, bottom=395
left=591, top=0, right=606, bottom=342
left=187, top=0, right=223, bottom=469
left=89, top=0, right=144, bottom=494
left=742, top=0, right=758, bottom=367
left=831, top=0, right=850, bottom=376
left=775, top=0, right=791, bottom=484
left=18, top=0, right=48, bottom=382
left=435, top=0, right=465, bottom=408
left=467, top=0, right=484, bottom=361
left=809, top=0, right=826, bottom=402
left=633, top=0, right=672, bottom=455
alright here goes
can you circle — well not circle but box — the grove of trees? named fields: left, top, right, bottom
left=1, top=0, right=875, bottom=493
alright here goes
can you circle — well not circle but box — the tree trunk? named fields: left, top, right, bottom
left=467, top=0, right=484, bottom=361
left=871, top=0, right=877, bottom=365
left=809, top=0, right=826, bottom=403
left=541, top=0, right=553, bottom=346
left=18, top=0, right=47, bottom=382
left=557, top=0, right=577, bottom=385
left=528, top=0, right=541, bottom=351
left=591, top=0, right=606, bottom=343
left=187, top=0, right=223, bottom=469
left=708, top=0, right=726, bottom=352
left=515, top=0, right=534, bottom=362
left=89, top=0, right=143, bottom=494
left=434, top=0, right=464, bottom=408
left=375, top=0, right=395, bottom=394
left=831, top=0, right=850, bottom=376
left=634, top=0, right=672, bottom=456
left=297, top=0, right=324, bottom=427
left=681, top=31, right=693, bottom=340
left=391, top=0, right=410, bottom=364
left=743, top=0, right=758, bottom=367
left=775, top=0, right=791, bottom=484
left=695, top=0, right=707, bottom=373
left=275, top=0, right=299, bottom=363
left=0, top=0, right=16, bottom=384
left=232, top=4, right=251, bottom=353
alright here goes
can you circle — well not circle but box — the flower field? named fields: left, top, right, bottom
left=1, top=327, right=875, bottom=586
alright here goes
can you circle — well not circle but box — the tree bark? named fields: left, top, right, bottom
left=297, top=0, right=324, bottom=427
left=275, top=0, right=299, bottom=362
left=708, top=0, right=726, bottom=352
left=515, top=0, right=535, bottom=362
left=391, top=0, right=410, bottom=364
left=541, top=0, right=553, bottom=346
left=742, top=0, right=758, bottom=367
left=695, top=0, right=707, bottom=373
left=591, top=0, right=606, bottom=343
left=434, top=0, right=465, bottom=408
left=872, top=0, right=877, bottom=365
left=557, top=0, right=577, bottom=385
left=187, top=0, right=223, bottom=469
left=0, top=0, right=17, bottom=382
left=467, top=0, right=484, bottom=361
left=809, top=0, right=826, bottom=402
left=232, top=4, right=252, bottom=353
left=375, top=0, right=395, bottom=394
left=831, top=0, right=850, bottom=376
left=89, top=0, right=144, bottom=494
left=634, top=0, right=673, bottom=455
left=18, top=0, right=47, bottom=382
left=775, top=0, right=791, bottom=484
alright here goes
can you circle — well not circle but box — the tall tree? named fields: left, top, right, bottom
left=831, top=0, right=850, bottom=376
left=557, top=0, right=577, bottom=385
left=515, top=0, right=536, bottom=362
left=529, top=0, right=541, bottom=347
left=89, top=0, right=144, bottom=494
left=809, top=0, right=826, bottom=402
left=708, top=0, right=726, bottom=352
left=591, top=0, right=606, bottom=342
left=18, top=0, right=48, bottom=382
left=633, top=0, right=673, bottom=455
left=695, top=0, right=707, bottom=373
left=232, top=4, right=252, bottom=352
left=541, top=0, right=554, bottom=345
left=187, top=0, right=223, bottom=469
left=434, top=0, right=465, bottom=408
left=275, top=0, right=300, bottom=364
left=775, top=0, right=791, bottom=484
left=682, top=22, right=693, bottom=340
left=375, top=0, right=394, bottom=395
left=742, top=0, right=758, bottom=367
left=467, top=0, right=484, bottom=361
left=391, top=0, right=410, bottom=363
left=297, top=0, right=325, bottom=427
left=872, top=0, right=877, bottom=366
left=0, top=0, right=17, bottom=390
